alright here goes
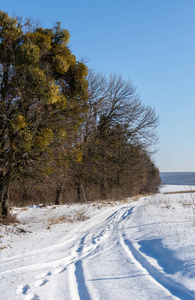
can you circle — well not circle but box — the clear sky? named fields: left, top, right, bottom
left=1, top=0, right=195, bottom=172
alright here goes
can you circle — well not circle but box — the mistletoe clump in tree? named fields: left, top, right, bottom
left=0, top=11, right=88, bottom=218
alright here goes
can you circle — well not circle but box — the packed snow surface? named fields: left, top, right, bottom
left=0, top=185, right=195, bottom=300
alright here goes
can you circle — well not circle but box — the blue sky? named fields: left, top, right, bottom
left=1, top=0, right=195, bottom=172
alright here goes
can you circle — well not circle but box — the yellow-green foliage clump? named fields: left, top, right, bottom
left=29, top=31, right=52, bottom=52
left=12, top=115, right=26, bottom=130
left=35, top=128, right=54, bottom=150
left=16, top=43, right=40, bottom=65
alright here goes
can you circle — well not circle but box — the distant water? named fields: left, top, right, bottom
left=160, top=172, right=195, bottom=185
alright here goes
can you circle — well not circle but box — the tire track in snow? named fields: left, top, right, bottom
left=0, top=254, right=75, bottom=276
left=8, top=201, right=195, bottom=300
left=0, top=233, right=77, bottom=267
left=70, top=206, right=133, bottom=300
left=120, top=231, right=195, bottom=299
left=75, top=260, right=91, bottom=300
left=83, top=204, right=175, bottom=300
left=14, top=208, right=121, bottom=300
left=68, top=234, right=91, bottom=300
left=68, top=209, right=124, bottom=300
left=114, top=205, right=194, bottom=299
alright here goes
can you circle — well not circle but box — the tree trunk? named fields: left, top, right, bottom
left=81, top=182, right=87, bottom=203
left=116, top=167, right=121, bottom=200
left=0, top=176, right=11, bottom=218
left=84, top=184, right=89, bottom=201
left=76, top=182, right=82, bottom=202
left=55, top=182, right=64, bottom=205
left=76, top=177, right=87, bottom=203
left=100, top=180, right=106, bottom=199
left=100, top=166, right=107, bottom=199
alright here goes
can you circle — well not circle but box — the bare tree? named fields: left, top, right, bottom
left=69, top=70, right=160, bottom=201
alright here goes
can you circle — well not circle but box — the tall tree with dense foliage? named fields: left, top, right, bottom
left=0, top=11, right=88, bottom=217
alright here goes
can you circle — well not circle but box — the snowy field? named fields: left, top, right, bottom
left=0, top=185, right=195, bottom=300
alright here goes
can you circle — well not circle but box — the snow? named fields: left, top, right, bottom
left=0, top=186, right=195, bottom=300
left=160, top=185, right=195, bottom=193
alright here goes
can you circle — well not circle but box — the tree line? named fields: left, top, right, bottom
left=0, top=11, right=161, bottom=219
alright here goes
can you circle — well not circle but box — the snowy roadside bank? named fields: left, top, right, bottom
left=0, top=186, right=195, bottom=300
left=160, top=184, right=195, bottom=194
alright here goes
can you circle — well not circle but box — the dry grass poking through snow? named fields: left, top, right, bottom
left=46, top=208, right=90, bottom=229
left=0, top=209, right=19, bottom=225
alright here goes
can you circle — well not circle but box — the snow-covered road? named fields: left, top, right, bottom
left=1, top=187, right=195, bottom=299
